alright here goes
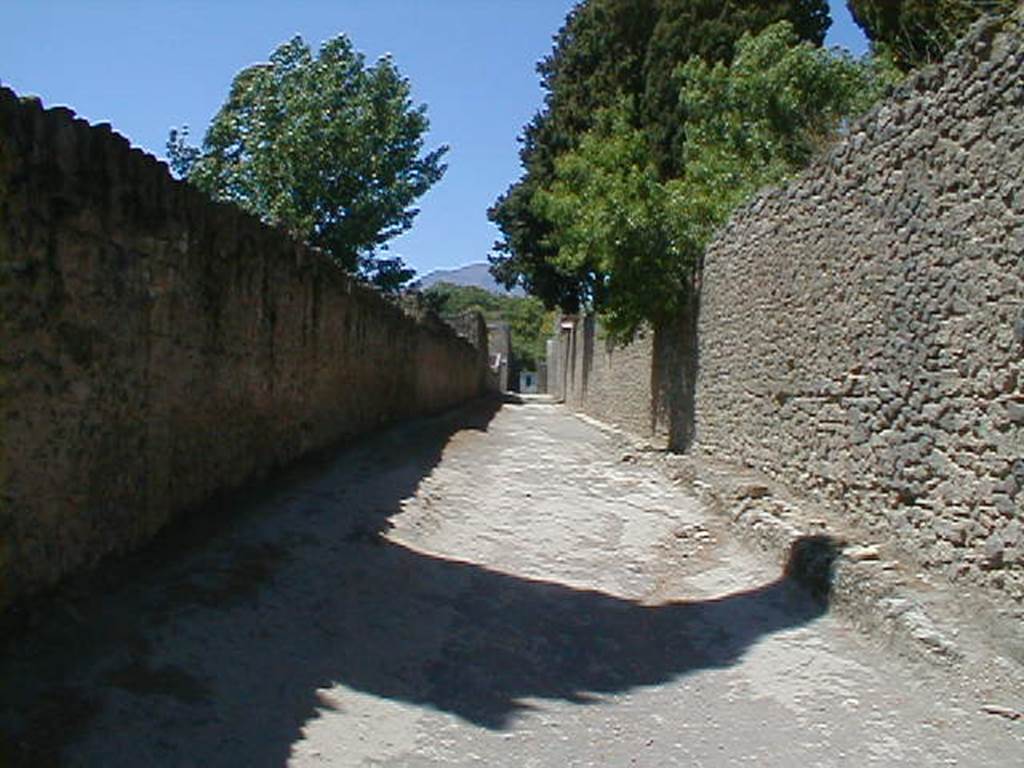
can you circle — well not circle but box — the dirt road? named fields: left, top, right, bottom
left=3, top=397, right=1021, bottom=766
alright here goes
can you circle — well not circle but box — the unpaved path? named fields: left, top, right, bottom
left=3, top=398, right=1021, bottom=766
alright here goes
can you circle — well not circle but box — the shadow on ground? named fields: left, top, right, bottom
left=1, top=396, right=839, bottom=766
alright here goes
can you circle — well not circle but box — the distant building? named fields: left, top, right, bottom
left=487, top=322, right=511, bottom=392
left=546, top=316, right=577, bottom=402
left=519, top=371, right=538, bottom=394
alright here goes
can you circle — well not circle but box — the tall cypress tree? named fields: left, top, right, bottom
left=489, top=0, right=831, bottom=309
left=643, top=0, right=831, bottom=176
left=847, top=0, right=1017, bottom=71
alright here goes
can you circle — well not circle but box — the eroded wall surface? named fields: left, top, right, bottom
left=696, top=16, right=1023, bottom=601
left=556, top=317, right=668, bottom=446
left=546, top=16, right=1023, bottom=606
left=0, top=88, right=486, bottom=609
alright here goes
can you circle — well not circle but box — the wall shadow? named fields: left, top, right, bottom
left=652, top=282, right=701, bottom=452
left=581, top=313, right=595, bottom=401
left=2, top=395, right=837, bottom=767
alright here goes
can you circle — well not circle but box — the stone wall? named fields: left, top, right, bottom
left=553, top=317, right=658, bottom=441
left=549, top=14, right=1024, bottom=604
left=0, top=87, right=487, bottom=611
left=487, top=322, right=512, bottom=392
left=697, top=15, right=1023, bottom=601
left=549, top=307, right=698, bottom=449
left=442, top=311, right=492, bottom=394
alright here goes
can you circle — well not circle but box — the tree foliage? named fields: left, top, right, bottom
left=527, top=0, right=831, bottom=177
left=166, top=125, right=200, bottom=178
left=506, top=17, right=889, bottom=339
left=532, top=106, right=681, bottom=336
left=168, top=35, right=447, bottom=292
left=677, top=22, right=884, bottom=174
left=847, top=0, right=1019, bottom=71
left=488, top=0, right=834, bottom=321
left=642, top=0, right=831, bottom=176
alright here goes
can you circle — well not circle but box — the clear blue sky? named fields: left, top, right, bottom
left=0, top=1, right=867, bottom=279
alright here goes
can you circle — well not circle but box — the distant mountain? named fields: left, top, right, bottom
left=416, top=262, right=525, bottom=297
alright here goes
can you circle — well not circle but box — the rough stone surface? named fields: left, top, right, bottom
left=0, top=87, right=486, bottom=611
left=442, top=311, right=491, bottom=393
left=546, top=15, right=1023, bottom=609
left=552, top=316, right=659, bottom=441
left=551, top=313, right=697, bottom=450
left=696, top=14, right=1024, bottom=606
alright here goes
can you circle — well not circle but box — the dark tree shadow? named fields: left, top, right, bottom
left=0, top=396, right=839, bottom=767
left=307, top=534, right=838, bottom=732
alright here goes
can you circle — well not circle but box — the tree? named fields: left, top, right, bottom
left=488, top=0, right=833, bottom=311
left=847, top=0, right=1018, bottom=71
left=168, top=35, right=447, bottom=292
left=486, top=0, right=658, bottom=314
left=166, top=125, right=200, bottom=179
left=488, top=179, right=585, bottom=314
left=533, top=22, right=886, bottom=339
left=643, top=0, right=832, bottom=177
left=532, top=105, right=680, bottom=337
left=677, top=21, right=884, bottom=173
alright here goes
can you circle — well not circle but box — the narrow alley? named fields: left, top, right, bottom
left=3, top=398, right=1020, bottom=766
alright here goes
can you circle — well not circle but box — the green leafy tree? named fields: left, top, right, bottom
left=665, top=20, right=890, bottom=261
left=505, top=297, right=553, bottom=370
left=489, top=178, right=588, bottom=315
left=489, top=0, right=832, bottom=311
left=534, top=22, right=886, bottom=339
left=847, top=0, right=1018, bottom=71
left=487, top=0, right=658, bottom=317
left=677, top=21, right=884, bottom=173
left=532, top=105, right=679, bottom=338
left=168, top=35, right=447, bottom=292
left=166, top=125, right=200, bottom=179
left=643, top=0, right=831, bottom=177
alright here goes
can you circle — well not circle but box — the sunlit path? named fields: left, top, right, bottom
left=3, top=398, right=1018, bottom=766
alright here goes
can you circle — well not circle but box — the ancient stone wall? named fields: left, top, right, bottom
left=555, top=316, right=661, bottom=443
left=697, top=15, right=1023, bottom=602
left=0, top=87, right=486, bottom=610
left=550, top=305, right=698, bottom=449
left=487, top=322, right=512, bottom=392
left=549, top=15, right=1024, bottom=604
left=443, top=311, right=491, bottom=394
